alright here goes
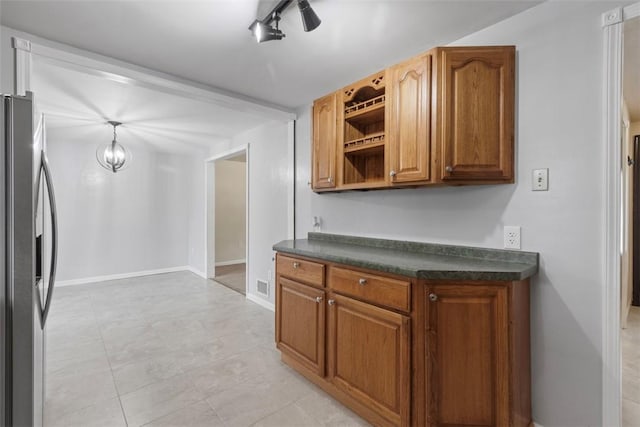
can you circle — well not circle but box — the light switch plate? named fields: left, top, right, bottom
left=533, top=168, right=549, bottom=191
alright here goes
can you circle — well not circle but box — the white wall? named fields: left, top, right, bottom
left=214, top=159, right=246, bottom=264
left=211, top=120, right=290, bottom=306
left=1, top=25, right=212, bottom=279
left=187, top=154, right=206, bottom=276
left=46, top=124, right=204, bottom=282
left=295, top=2, right=628, bottom=425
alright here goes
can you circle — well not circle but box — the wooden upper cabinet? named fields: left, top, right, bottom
left=438, top=46, right=515, bottom=182
left=425, top=284, right=510, bottom=427
left=276, top=277, right=326, bottom=376
left=387, top=53, right=432, bottom=184
left=310, top=45, right=516, bottom=192
left=312, top=92, right=338, bottom=190
left=327, top=293, right=411, bottom=426
left=340, top=71, right=387, bottom=189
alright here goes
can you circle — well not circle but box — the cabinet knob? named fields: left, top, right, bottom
left=358, top=278, right=367, bottom=286
left=315, top=296, right=323, bottom=303
left=390, top=170, right=396, bottom=178
left=327, top=177, right=333, bottom=183
left=445, top=166, right=453, bottom=173
left=293, top=262, right=300, bottom=269
left=328, top=299, right=336, bottom=306
left=429, top=293, right=438, bottom=302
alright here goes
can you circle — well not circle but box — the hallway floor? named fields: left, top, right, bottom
left=44, top=271, right=367, bottom=427
left=623, top=306, right=640, bottom=426
left=214, top=263, right=246, bottom=295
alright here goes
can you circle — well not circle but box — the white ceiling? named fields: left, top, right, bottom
left=624, top=16, right=640, bottom=121
left=32, top=58, right=277, bottom=153
left=1, top=0, right=542, bottom=109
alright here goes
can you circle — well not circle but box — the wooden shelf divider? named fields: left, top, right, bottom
left=344, top=132, right=385, bottom=153
left=344, top=94, right=385, bottom=120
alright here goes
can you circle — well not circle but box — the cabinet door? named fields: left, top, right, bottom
left=388, top=54, right=431, bottom=184
left=425, top=284, right=509, bottom=426
left=312, top=92, right=338, bottom=189
left=327, top=293, right=410, bottom=426
left=439, top=46, right=515, bottom=182
left=276, top=277, right=325, bottom=376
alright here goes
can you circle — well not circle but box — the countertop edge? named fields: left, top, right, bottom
left=273, top=243, right=538, bottom=282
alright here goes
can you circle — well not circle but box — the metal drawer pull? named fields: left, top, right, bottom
left=328, top=299, right=336, bottom=306
left=315, top=296, right=323, bottom=303
left=445, top=166, right=453, bottom=173
left=358, top=278, right=367, bottom=285
left=293, top=262, right=300, bottom=269
left=429, top=293, right=438, bottom=302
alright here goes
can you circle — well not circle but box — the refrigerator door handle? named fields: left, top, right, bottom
left=39, top=150, right=57, bottom=329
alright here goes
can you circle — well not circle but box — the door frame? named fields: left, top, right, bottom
left=603, top=4, right=640, bottom=426
left=204, top=145, right=249, bottom=291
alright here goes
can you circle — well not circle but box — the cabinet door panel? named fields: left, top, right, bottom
left=426, top=284, right=509, bottom=426
left=312, top=92, right=338, bottom=189
left=328, top=293, right=410, bottom=426
left=388, top=54, right=431, bottom=183
left=440, top=47, right=514, bottom=181
left=276, top=277, right=325, bottom=376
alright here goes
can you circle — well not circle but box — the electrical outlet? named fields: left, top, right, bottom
left=504, top=226, right=521, bottom=250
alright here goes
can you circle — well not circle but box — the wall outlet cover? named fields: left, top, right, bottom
left=504, top=226, right=521, bottom=250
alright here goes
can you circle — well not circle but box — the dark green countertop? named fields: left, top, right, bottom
left=273, top=233, right=538, bottom=281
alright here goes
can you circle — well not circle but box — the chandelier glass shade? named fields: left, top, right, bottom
left=97, top=121, right=131, bottom=173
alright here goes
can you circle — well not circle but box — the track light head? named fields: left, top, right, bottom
left=297, top=0, right=321, bottom=32
left=249, top=15, right=285, bottom=43
left=248, top=0, right=320, bottom=43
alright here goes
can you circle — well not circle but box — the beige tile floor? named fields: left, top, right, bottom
left=44, top=271, right=368, bottom=427
left=624, top=306, right=640, bottom=426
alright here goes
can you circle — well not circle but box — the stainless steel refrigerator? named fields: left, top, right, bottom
left=2, top=92, right=58, bottom=427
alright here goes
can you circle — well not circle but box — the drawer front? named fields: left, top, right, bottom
left=329, top=266, right=411, bottom=312
left=277, top=254, right=325, bottom=287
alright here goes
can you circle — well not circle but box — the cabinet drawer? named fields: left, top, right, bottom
left=329, top=267, right=411, bottom=312
left=277, top=254, right=325, bottom=287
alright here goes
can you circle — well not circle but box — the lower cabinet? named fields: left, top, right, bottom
left=422, top=282, right=531, bottom=427
left=275, top=277, right=325, bottom=376
left=327, top=293, right=411, bottom=426
left=275, top=254, right=531, bottom=427
left=425, top=284, right=509, bottom=426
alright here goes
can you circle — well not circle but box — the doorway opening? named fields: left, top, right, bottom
left=622, top=13, right=640, bottom=425
left=205, top=146, right=248, bottom=296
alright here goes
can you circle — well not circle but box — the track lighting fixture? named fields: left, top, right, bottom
left=297, top=0, right=321, bottom=32
left=249, top=0, right=321, bottom=43
left=249, top=13, right=285, bottom=43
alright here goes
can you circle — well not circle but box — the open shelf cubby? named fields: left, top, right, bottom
left=343, top=85, right=386, bottom=185
left=344, top=145, right=385, bottom=185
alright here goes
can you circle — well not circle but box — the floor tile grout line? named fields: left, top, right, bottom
left=92, top=291, right=130, bottom=427
left=44, top=295, right=116, bottom=424
left=138, top=398, right=223, bottom=427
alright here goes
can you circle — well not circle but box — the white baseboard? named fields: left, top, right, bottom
left=215, top=259, right=246, bottom=267
left=187, top=266, right=207, bottom=279
left=55, top=266, right=192, bottom=287
left=246, top=293, right=275, bottom=312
